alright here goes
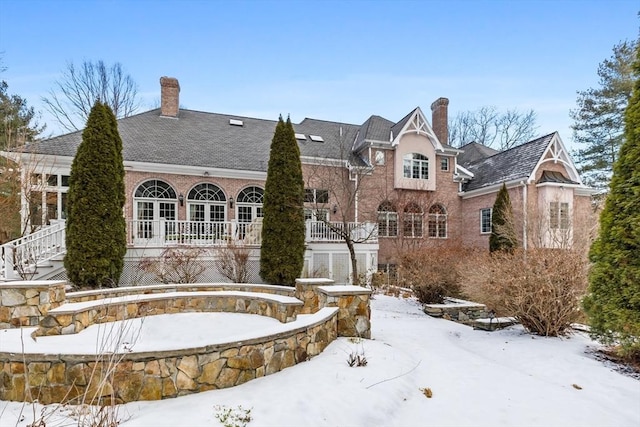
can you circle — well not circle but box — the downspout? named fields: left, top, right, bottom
left=521, top=180, right=528, bottom=250
left=354, top=170, right=359, bottom=223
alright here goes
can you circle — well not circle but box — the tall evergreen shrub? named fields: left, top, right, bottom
left=64, top=101, right=126, bottom=288
left=489, top=183, right=518, bottom=252
left=259, top=116, right=305, bottom=286
left=583, top=44, right=640, bottom=357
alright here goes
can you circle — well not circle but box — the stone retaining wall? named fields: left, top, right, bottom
left=0, top=308, right=337, bottom=404
left=422, top=297, right=488, bottom=324
left=318, top=285, right=371, bottom=338
left=35, top=291, right=303, bottom=337
left=0, top=281, right=66, bottom=328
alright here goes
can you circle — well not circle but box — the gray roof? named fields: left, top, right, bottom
left=458, top=142, right=500, bottom=166
left=538, top=170, right=579, bottom=185
left=24, top=109, right=362, bottom=172
left=462, top=133, right=556, bottom=191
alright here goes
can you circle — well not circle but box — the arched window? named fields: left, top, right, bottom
left=403, top=202, right=423, bottom=238
left=428, top=204, right=447, bottom=238
left=403, top=153, right=429, bottom=180
left=236, top=186, right=264, bottom=222
left=187, top=183, right=226, bottom=222
left=133, top=179, right=177, bottom=239
left=236, top=186, right=264, bottom=239
left=377, top=201, right=398, bottom=237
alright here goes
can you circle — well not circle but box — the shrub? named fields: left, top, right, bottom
left=215, top=242, right=251, bottom=283
left=139, top=246, right=208, bottom=284
left=398, top=246, right=465, bottom=304
left=462, top=248, right=589, bottom=336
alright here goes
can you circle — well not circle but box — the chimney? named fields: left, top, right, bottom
left=160, top=76, right=180, bottom=117
left=430, top=97, right=449, bottom=144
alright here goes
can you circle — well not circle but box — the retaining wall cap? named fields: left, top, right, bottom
left=317, top=285, right=372, bottom=295
left=0, top=280, right=66, bottom=289
left=50, top=290, right=303, bottom=314
left=295, top=278, right=335, bottom=285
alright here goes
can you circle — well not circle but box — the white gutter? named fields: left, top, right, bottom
left=521, top=180, right=528, bottom=251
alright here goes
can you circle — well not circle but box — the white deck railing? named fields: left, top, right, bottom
left=1, top=220, right=66, bottom=280
left=127, top=219, right=378, bottom=247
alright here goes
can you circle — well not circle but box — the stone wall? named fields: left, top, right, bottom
left=423, top=298, right=488, bottom=324
left=0, top=308, right=337, bottom=404
left=0, top=279, right=371, bottom=404
left=35, top=291, right=303, bottom=337
left=0, top=281, right=66, bottom=328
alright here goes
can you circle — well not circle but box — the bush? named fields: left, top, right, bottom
left=462, top=248, right=589, bottom=336
left=398, top=246, right=465, bottom=304
left=139, top=246, right=208, bottom=284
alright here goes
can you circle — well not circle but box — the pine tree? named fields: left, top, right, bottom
left=64, top=101, right=127, bottom=288
left=583, top=43, right=640, bottom=357
left=259, top=116, right=306, bottom=286
left=571, top=39, right=637, bottom=190
left=489, top=183, right=518, bottom=252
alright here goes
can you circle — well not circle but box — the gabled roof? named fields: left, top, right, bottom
left=21, top=109, right=361, bottom=172
left=462, top=133, right=556, bottom=192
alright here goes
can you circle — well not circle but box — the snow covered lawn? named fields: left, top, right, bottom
left=1, top=294, right=639, bottom=427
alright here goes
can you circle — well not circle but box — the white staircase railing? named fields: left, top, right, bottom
left=1, top=220, right=66, bottom=281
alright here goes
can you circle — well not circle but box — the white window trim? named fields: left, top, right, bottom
left=480, top=208, right=492, bottom=234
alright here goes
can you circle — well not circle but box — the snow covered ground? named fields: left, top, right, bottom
left=1, top=294, right=639, bottom=427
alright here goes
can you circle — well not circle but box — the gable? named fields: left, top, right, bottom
left=391, top=107, right=443, bottom=151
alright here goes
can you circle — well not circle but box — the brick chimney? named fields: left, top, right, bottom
left=430, top=97, right=449, bottom=144
left=160, top=76, right=180, bottom=117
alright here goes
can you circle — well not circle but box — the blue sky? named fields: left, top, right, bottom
left=1, top=0, right=638, bottom=150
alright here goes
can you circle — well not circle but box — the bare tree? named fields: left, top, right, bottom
left=449, top=106, right=538, bottom=150
left=304, top=138, right=378, bottom=285
left=42, top=60, right=141, bottom=133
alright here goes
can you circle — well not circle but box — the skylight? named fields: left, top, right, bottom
left=309, top=135, right=324, bottom=142
left=229, top=119, right=244, bottom=126
left=295, top=133, right=307, bottom=140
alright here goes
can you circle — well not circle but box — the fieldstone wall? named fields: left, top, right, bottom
left=0, top=281, right=66, bottom=328
left=317, top=285, right=372, bottom=339
left=36, top=292, right=303, bottom=337
left=295, top=278, right=335, bottom=314
left=0, top=308, right=338, bottom=404
left=423, top=298, right=488, bottom=324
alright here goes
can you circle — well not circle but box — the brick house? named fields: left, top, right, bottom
left=1, top=77, right=595, bottom=283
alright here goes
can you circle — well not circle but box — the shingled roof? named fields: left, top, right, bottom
left=22, top=109, right=362, bottom=172
left=461, top=132, right=556, bottom=192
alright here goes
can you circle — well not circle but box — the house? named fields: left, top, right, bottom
left=0, top=77, right=595, bottom=283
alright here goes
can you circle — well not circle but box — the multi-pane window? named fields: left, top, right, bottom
left=440, top=157, right=449, bottom=172
left=403, top=203, right=423, bottom=238
left=375, top=150, right=385, bottom=165
left=428, top=204, right=447, bottom=238
left=187, top=183, right=226, bottom=222
left=480, top=208, right=492, bottom=234
left=403, top=153, right=429, bottom=180
left=134, top=179, right=178, bottom=239
left=377, top=201, right=398, bottom=237
left=304, top=188, right=329, bottom=204
left=550, top=202, right=569, bottom=229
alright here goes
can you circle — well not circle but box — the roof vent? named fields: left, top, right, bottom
left=295, top=133, right=307, bottom=140
left=229, top=119, right=244, bottom=126
left=309, top=135, right=324, bottom=143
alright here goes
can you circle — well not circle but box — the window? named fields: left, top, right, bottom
left=428, top=204, right=447, bottom=238
left=550, top=202, right=569, bottom=229
left=133, top=179, right=178, bottom=239
left=403, top=153, right=429, bottom=180
left=440, top=157, right=449, bottom=172
left=480, top=208, right=492, bottom=234
left=187, top=183, right=226, bottom=222
left=403, top=203, right=423, bottom=238
left=304, top=188, right=329, bottom=204
left=47, top=175, right=58, bottom=186
left=377, top=201, right=398, bottom=237
left=237, top=186, right=265, bottom=239
left=375, top=150, right=385, bottom=165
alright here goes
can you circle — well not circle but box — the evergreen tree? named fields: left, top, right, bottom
left=583, top=43, right=640, bottom=357
left=64, top=101, right=127, bottom=288
left=571, top=39, right=638, bottom=190
left=489, top=183, right=518, bottom=252
left=259, top=116, right=305, bottom=286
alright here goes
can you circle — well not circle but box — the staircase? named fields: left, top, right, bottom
left=1, top=221, right=67, bottom=282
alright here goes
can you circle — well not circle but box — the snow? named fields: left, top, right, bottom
left=1, top=294, right=639, bottom=427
